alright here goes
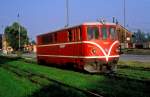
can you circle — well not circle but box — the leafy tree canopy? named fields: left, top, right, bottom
left=133, top=29, right=150, bottom=43
left=4, top=22, right=29, bottom=51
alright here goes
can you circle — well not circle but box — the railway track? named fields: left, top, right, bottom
left=105, top=73, right=150, bottom=85
left=1, top=55, right=149, bottom=84
left=118, top=65, right=150, bottom=71
left=1, top=64, right=104, bottom=97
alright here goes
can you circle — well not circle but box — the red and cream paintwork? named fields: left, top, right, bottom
left=36, top=22, right=120, bottom=73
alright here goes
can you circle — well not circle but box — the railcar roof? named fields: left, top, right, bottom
left=82, top=22, right=116, bottom=26
left=37, top=22, right=116, bottom=36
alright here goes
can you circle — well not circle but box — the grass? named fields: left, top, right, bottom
left=118, top=68, right=150, bottom=80
left=0, top=57, right=149, bottom=97
left=117, top=60, right=150, bottom=80
left=118, top=60, right=150, bottom=69
left=0, top=57, right=88, bottom=97
left=0, top=65, right=87, bottom=97
left=0, top=68, right=39, bottom=97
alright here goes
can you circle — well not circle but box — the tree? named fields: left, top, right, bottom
left=31, top=40, right=36, bottom=45
left=4, top=22, right=29, bottom=51
left=133, top=29, right=147, bottom=43
left=0, top=34, right=2, bottom=49
left=145, top=33, right=150, bottom=41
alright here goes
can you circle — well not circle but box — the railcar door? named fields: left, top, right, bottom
left=74, top=27, right=82, bottom=69
left=67, top=29, right=75, bottom=67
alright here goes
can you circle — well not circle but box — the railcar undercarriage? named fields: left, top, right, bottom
left=83, top=60, right=118, bottom=73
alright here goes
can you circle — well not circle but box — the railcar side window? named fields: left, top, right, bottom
left=76, top=28, right=81, bottom=41
left=68, top=30, right=73, bottom=42
left=80, top=28, right=82, bottom=40
left=53, top=33, right=57, bottom=43
left=87, top=27, right=92, bottom=40
left=87, top=27, right=99, bottom=40
left=42, top=34, right=53, bottom=44
left=101, top=27, right=107, bottom=40
left=109, top=27, right=116, bottom=40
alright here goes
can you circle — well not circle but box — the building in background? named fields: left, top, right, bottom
left=0, top=34, right=13, bottom=54
left=1, top=34, right=36, bottom=54
left=116, top=24, right=133, bottom=48
left=24, top=43, right=36, bottom=53
left=143, top=42, right=150, bottom=48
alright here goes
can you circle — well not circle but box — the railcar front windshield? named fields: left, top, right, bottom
left=109, top=27, right=116, bottom=40
left=101, top=27, right=107, bottom=40
left=87, top=27, right=99, bottom=40
left=87, top=25, right=116, bottom=40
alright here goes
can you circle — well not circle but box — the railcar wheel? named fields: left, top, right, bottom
left=37, top=60, right=45, bottom=65
left=100, top=65, right=109, bottom=73
left=84, top=62, right=101, bottom=73
left=84, top=62, right=117, bottom=73
left=109, top=64, right=117, bottom=73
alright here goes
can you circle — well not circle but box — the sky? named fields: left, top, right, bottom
left=0, top=0, right=150, bottom=40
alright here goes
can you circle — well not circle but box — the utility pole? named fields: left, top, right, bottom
left=65, top=0, right=69, bottom=27
left=1, top=25, right=4, bottom=52
left=124, top=0, right=126, bottom=48
left=1, top=25, right=6, bottom=54
left=17, top=13, right=21, bottom=51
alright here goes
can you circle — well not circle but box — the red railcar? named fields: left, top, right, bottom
left=36, top=22, right=120, bottom=73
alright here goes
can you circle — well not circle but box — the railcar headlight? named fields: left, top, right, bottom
left=116, top=48, right=120, bottom=53
left=92, top=49, right=96, bottom=54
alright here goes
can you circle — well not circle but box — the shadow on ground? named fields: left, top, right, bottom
left=0, top=56, right=21, bottom=65
left=0, top=56, right=87, bottom=97
left=27, top=83, right=87, bottom=97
